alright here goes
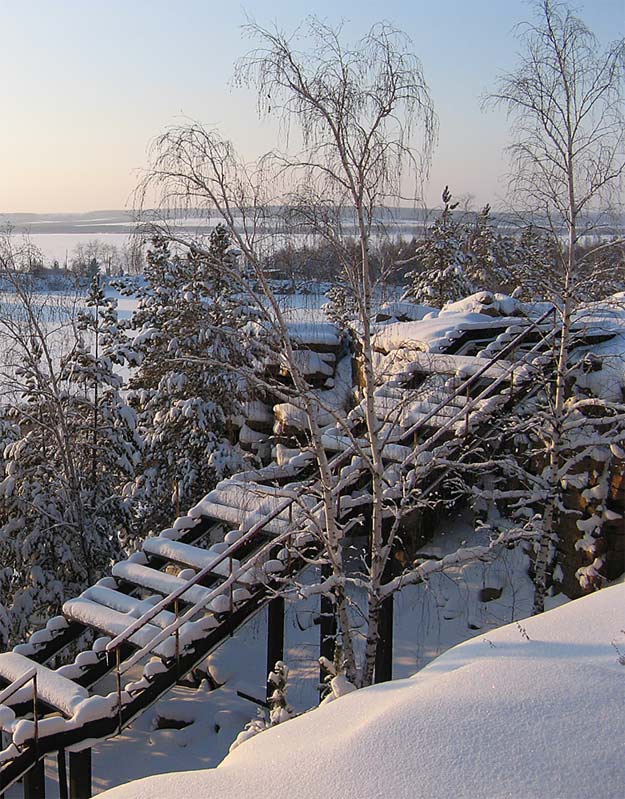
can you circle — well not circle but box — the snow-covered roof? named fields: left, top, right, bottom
left=96, top=582, right=625, bottom=799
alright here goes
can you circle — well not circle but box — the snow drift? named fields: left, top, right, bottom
left=97, top=582, right=625, bottom=799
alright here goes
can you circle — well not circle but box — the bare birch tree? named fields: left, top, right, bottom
left=487, top=0, right=625, bottom=612
left=138, top=19, right=436, bottom=686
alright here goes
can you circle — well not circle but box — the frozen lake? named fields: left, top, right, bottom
left=26, top=233, right=132, bottom=264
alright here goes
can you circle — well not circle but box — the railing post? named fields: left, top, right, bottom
left=32, top=673, right=39, bottom=748
left=69, top=749, right=92, bottom=799
left=174, top=598, right=180, bottom=674
left=229, top=557, right=234, bottom=617
left=115, top=647, right=122, bottom=735
left=173, top=479, right=180, bottom=519
left=22, top=673, right=45, bottom=799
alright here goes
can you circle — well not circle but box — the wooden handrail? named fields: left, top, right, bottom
left=0, top=668, right=37, bottom=706
left=0, top=667, right=39, bottom=746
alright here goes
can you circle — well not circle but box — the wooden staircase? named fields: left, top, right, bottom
left=2, top=305, right=613, bottom=798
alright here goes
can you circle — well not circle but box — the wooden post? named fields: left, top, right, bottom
left=319, top=593, right=336, bottom=699
left=266, top=597, right=284, bottom=701
left=319, top=562, right=336, bottom=699
left=69, top=749, right=92, bottom=799
left=58, top=750, right=68, bottom=799
left=374, top=594, right=394, bottom=683
left=375, top=522, right=395, bottom=685
left=23, top=757, right=45, bottom=799
left=173, top=479, right=180, bottom=518
left=319, top=593, right=336, bottom=664
left=174, top=598, right=180, bottom=674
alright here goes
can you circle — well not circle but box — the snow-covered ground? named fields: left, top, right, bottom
left=97, top=580, right=625, bottom=799
left=3, top=514, right=536, bottom=797
left=1, top=286, right=622, bottom=796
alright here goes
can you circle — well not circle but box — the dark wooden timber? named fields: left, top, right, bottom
left=57, top=750, right=68, bottom=799
left=266, top=597, right=285, bottom=701
left=69, top=749, right=91, bottom=799
left=23, top=757, right=45, bottom=799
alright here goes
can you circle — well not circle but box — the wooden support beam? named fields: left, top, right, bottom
left=57, top=751, right=68, bottom=799
left=266, top=596, right=284, bottom=701
left=23, top=757, right=45, bottom=799
left=319, top=592, right=336, bottom=682
left=374, top=593, right=394, bottom=684
left=69, top=749, right=91, bottom=799
left=318, top=557, right=337, bottom=701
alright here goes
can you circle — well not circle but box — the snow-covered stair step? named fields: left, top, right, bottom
left=190, top=499, right=291, bottom=535
left=377, top=442, right=413, bottom=462
left=208, top=481, right=261, bottom=508
left=321, top=431, right=412, bottom=463
left=374, top=399, right=459, bottom=429
left=189, top=499, right=250, bottom=527
left=405, top=351, right=513, bottom=380
left=402, top=408, right=462, bottom=431
left=0, top=652, right=89, bottom=717
left=242, top=400, right=274, bottom=425
left=112, top=561, right=220, bottom=606
left=226, top=480, right=305, bottom=501
left=229, top=457, right=313, bottom=485
left=204, top=480, right=300, bottom=510
left=415, top=395, right=461, bottom=415
left=82, top=586, right=177, bottom=629
left=142, top=538, right=255, bottom=584
left=374, top=384, right=406, bottom=400
left=376, top=422, right=407, bottom=444
left=63, top=599, right=177, bottom=660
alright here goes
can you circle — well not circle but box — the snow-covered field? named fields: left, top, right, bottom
left=97, top=580, right=625, bottom=799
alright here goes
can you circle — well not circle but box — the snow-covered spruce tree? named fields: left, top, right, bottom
left=122, top=227, right=249, bottom=535
left=0, top=253, right=139, bottom=645
left=60, top=274, right=142, bottom=550
left=510, top=224, right=559, bottom=301
left=487, top=0, right=625, bottom=612
left=464, top=204, right=520, bottom=294
left=403, top=187, right=475, bottom=307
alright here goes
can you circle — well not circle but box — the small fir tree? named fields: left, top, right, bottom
left=404, top=187, right=475, bottom=307
left=123, top=226, right=250, bottom=534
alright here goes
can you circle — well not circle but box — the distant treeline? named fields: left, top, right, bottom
left=12, top=237, right=145, bottom=278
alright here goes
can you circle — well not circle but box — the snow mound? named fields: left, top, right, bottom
left=97, top=583, right=625, bottom=799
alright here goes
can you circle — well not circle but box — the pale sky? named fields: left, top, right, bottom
left=0, top=0, right=622, bottom=213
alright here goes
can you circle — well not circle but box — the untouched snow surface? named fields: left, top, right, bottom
left=98, top=582, right=625, bottom=799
